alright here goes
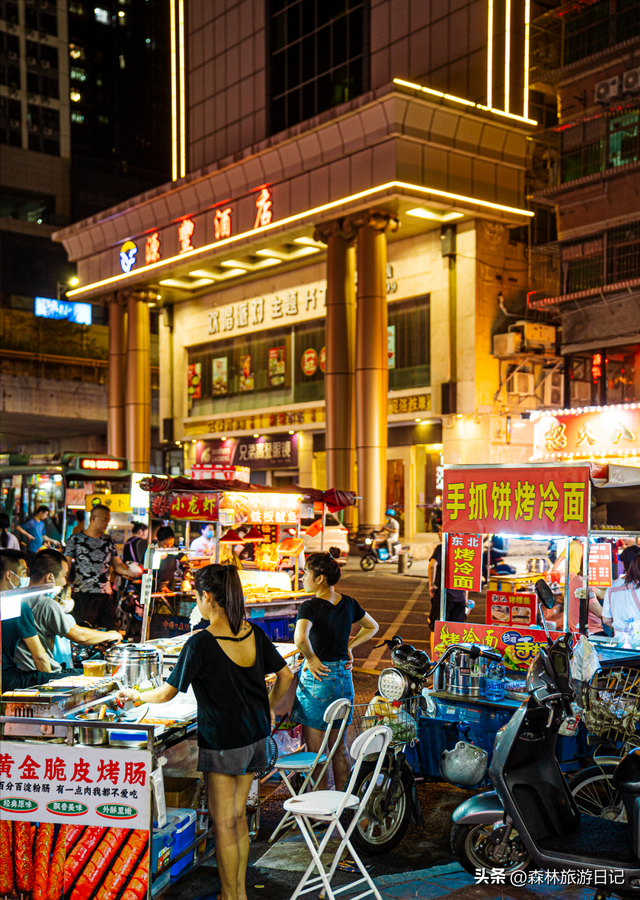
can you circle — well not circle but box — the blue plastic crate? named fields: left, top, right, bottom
left=253, top=615, right=295, bottom=642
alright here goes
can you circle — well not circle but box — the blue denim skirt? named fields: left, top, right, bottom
left=291, top=659, right=355, bottom=730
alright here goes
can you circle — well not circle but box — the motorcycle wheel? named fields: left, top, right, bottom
left=360, top=554, right=376, bottom=572
left=451, top=822, right=531, bottom=876
left=568, top=764, right=626, bottom=821
left=350, top=761, right=412, bottom=855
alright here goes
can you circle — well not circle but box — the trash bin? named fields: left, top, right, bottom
left=398, top=550, right=409, bottom=574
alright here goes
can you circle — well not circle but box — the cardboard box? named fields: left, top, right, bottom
left=163, top=776, right=200, bottom=810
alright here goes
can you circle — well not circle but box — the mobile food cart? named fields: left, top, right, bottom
left=408, top=462, right=640, bottom=783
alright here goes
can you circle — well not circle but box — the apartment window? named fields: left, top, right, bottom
left=569, top=345, right=640, bottom=407
left=70, top=89, right=82, bottom=103
left=70, top=67, right=86, bottom=81
left=563, top=239, right=603, bottom=293
left=607, top=221, right=640, bottom=284
left=71, top=111, right=85, bottom=123
left=0, top=2, right=19, bottom=24
left=27, top=104, right=60, bottom=155
left=388, top=296, right=431, bottom=390
left=94, top=7, right=110, bottom=24
left=617, top=0, right=640, bottom=42
left=268, top=0, right=367, bottom=135
left=69, top=44, right=85, bottom=60
left=0, top=96, right=21, bottom=147
left=608, top=111, right=639, bottom=169
left=0, top=186, right=55, bottom=223
left=69, top=1, right=85, bottom=13
left=563, top=0, right=609, bottom=65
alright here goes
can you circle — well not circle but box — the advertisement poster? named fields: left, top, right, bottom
left=432, top=621, right=563, bottom=671
left=212, top=357, right=228, bottom=395
left=196, top=434, right=298, bottom=471
left=486, top=591, right=537, bottom=628
left=319, top=347, right=326, bottom=372
left=187, top=363, right=201, bottom=400
left=387, top=325, right=396, bottom=369
left=239, top=354, right=254, bottom=392
left=268, top=347, right=286, bottom=387
left=443, top=465, right=590, bottom=537
left=0, top=744, right=150, bottom=900
left=588, top=542, right=612, bottom=587
left=301, top=348, right=318, bottom=376
left=220, top=491, right=301, bottom=525
left=445, top=534, right=482, bottom=592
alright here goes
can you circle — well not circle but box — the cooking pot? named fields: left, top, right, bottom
left=526, top=557, right=550, bottom=574
left=76, top=712, right=116, bottom=746
left=445, top=644, right=495, bottom=697
left=105, top=644, right=163, bottom=689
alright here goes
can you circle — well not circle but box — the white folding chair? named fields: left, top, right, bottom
left=269, top=697, right=352, bottom=844
left=283, top=724, right=393, bottom=900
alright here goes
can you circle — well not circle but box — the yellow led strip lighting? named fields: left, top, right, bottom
left=487, top=0, right=494, bottom=109
left=523, top=0, right=531, bottom=121
left=170, top=0, right=178, bottom=181
left=66, top=181, right=533, bottom=298
left=393, top=78, right=537, bottom=126
left=504, top=0, right=511, bottom=112
left=178, top=0, right=186, bottom=179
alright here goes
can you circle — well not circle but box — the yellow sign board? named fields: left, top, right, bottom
left=85, top=494, right=132, bottom=513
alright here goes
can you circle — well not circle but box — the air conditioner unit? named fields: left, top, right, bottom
left=506, top=372, right=534, bottom=397
left=623, top=67, right=640, bottom=94
left=493, top=331, right=522, bottom=356
left=572, top=380, right=593, bottom=404
left=543, top=371, right=564, bottom=407
left=522, top=321, right=556, bottom=348
left=595, top=76, right=621, bottom=104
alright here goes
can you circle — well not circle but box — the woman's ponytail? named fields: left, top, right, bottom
left=0, top=513, right=10, bottom=549
left=194, top=563, right=246, bottom=634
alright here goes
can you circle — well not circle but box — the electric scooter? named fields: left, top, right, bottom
left=451, top=578, right=640, bottom=899
left=358, top=531, right=413, bottom=571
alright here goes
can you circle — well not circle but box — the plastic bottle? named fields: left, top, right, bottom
left=485, top=661, right=505, bottom=702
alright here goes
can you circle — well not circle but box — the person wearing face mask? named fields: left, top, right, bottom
left=13, top=549, right=122, bottom=678
left=0, top=549, right=55, bottom=690
left=190, top=522, right=216, bottom=556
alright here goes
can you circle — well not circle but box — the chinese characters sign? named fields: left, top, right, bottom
left=0, top=743, right=150, bottom=827
left=432, top=621, right=563, bottom=670
left=220, top=491, right=301, bottom=525
left=445, top=534, right=482, bottom=591
left=442, top=466, right=590, bottom=537
left=588, top=542, right=612, bottom=587
left=170, top=492, right=219, bottom=521
left=532, top=409, right=639, bottom=461
left=196, top=434, right=299, bottom=471
left=145, top=231, right=161, bottom=264
left=486, top=591, right=537, bottom=628
left=207, top=284, right=326, bottom=338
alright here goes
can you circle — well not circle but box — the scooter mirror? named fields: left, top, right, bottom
left=535, top=578, right=556, bottom=610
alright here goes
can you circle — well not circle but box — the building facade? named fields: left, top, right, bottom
left=54, top=0, right=542, bottom=541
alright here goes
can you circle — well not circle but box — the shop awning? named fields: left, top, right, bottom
left=140, top=476, right=357, bottom=512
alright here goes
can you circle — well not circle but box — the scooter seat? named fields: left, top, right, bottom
left=612, top=748, right=640, bottom=794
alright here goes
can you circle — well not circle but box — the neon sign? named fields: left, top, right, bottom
left=178, top=218, right=195, bottom=253
left=254, top=187, right=273, bottom=228
left=145, top=232, right=161, bottom=264
left=80, top=458, right=123, bottom=470
left=214, top=207, right=232, bottom=240
left=35, top=297, right=92, bottom=325
left=119, top=241, right=138, bottom=273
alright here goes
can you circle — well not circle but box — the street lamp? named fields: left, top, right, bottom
left=57, top=277, right=79, bottom=301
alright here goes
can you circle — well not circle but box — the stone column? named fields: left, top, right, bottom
left=107, top=293, right=127, bottom=459
left=314, top=220, right=356, bottom=497
left=125, top=291, right=151, bottom=471
left=347, top=210, right=398, bottom=536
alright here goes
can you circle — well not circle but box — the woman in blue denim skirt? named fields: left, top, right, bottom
left=291, top=552, right=379, bottom=790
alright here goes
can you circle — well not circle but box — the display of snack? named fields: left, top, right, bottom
left=491, top=605, right=510, bottom=623
left=512, top=606, right=531, bottom=625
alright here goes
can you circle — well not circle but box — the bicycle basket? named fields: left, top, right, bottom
left=581, top=667, right=640, bottom=744
left=352, top=696, right=418, bottom=744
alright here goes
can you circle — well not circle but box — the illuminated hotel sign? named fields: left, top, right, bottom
left=178, top=217, right=195, bottom=253
left=214, top=207, right=232, bottom=240
left=35, top=297, right=92, bottom=325
left=254, top=187, right=273, bottom=228
left=145, top=232, right=161, bottom=264
left=119, top=241, right=138, bottom=273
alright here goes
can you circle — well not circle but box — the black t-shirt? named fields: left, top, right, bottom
left=2, top=603, right=37, bottom=672
left=296, top=594, right=366, bottom=661
left=123, top=537, right=146, bottom=565
left=430, top=544, right=466, bottom=603
left=167, top=625, right=286, bottom=750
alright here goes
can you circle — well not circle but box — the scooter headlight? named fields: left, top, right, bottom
left=378, top=668, right=410, bottom=701
left=365, top=538, right=372, bottom=545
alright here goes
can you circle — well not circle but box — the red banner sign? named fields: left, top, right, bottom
left=588, top=542, right=612, bottom=587
left=432, top=620, right=563, bottom=671
left=220, top=491, right=301, bottom=525
left=486, top=591, right=537, bottom=628
left=445, top=533, right=483, bottom=591
left=170, top=493, right=219, bottom=521
left=443, top=465, right=590, bottom=537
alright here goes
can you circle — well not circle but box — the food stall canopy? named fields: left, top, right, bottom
left=140, top=476, right=356, bottom=513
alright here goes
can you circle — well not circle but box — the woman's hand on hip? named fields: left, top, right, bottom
left=305, top=656, right=331, bottom=681
left=345, top=648, right=354, bottom=672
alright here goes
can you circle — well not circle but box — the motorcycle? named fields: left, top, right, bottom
left=350, top=635, right=500, bottom=855
left=451, top=578, right=640, bottom=898
left=358, top=532, right=413, bottom=571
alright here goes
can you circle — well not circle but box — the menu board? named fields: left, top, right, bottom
left=486, top=591, right=537, bottom=628
left=445, top=534, right=483, bottom=592
left=588, top=543, right=612, bottom=588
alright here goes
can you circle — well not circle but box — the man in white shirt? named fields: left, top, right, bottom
left=190, top=522, right=216, bottom=556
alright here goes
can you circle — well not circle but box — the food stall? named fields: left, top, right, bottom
left=0, top=629, right=299, bottom=900
left=410, top=461, right=640, bottom=782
